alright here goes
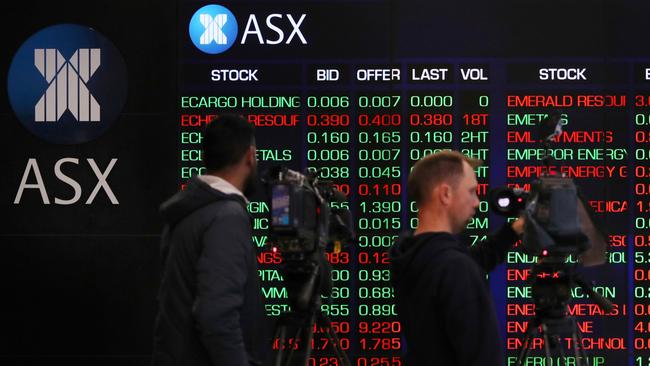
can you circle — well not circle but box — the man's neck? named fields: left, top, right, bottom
left=414, top=207, right=452, bottom=236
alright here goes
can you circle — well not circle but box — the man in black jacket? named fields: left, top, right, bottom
left=389, top=150, right=524, bottom=366
left=152, top=114, right=268, bottom=366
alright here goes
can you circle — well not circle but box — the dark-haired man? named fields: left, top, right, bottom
left=152, top=114, right=267, bottom=366
left=389, top=150, right=524, bottom=366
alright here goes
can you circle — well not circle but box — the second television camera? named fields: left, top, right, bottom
left=487, top=111, right=612, bottom=366
left=489, top=175, right=595, bottom=258
left=488, top=110, right=606, bottom=262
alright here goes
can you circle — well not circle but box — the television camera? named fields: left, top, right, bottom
left=264, top=166, right=354, bottom=366
left=488, top=111, right=612, bottom=366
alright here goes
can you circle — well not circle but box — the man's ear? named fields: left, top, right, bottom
left=246, top=146, right=257, bottom=167
left=438, top=183, right=452, bottom=206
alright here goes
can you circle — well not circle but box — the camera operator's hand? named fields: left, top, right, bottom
left=511, top=215, right=525, bottom=236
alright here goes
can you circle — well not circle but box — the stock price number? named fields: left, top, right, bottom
left=359, top=201, right=401, bottom=214
left=358, top=183, right=401, bottom=197
left=357, top=357, right=402, bottom=366
left=318, top=289, right=350, bottom=305
left=358, top=321, right=401, bottom=334
left=635, top=337, right=650, bottom=350
left=310, top=337, right=350, bottom=351
left=410, top=148, right=449, bottom=161
left=358, top=131, right=400, bottom=144
left=634, top=286, right=650, bottom=298
left=358, top=95, right=400, bottom=108
left=635, top=321, right=650, bottom=334
left=308, top=166, right=349, bottom=179
left=635, top=304, right=650, bottom=316
left=307, top=95, right=350, bottom=108
left=409, top=130, right=452, bottom=143
left=358, top=235, right=397, bottom=248
left=358, top=217, right=401, bottom=230
left=358, top=149, right=400, bottom=161
left=636, top=251, right=650, bottom=264
left=636, top=166, right=650, bottom=178
left=307, top=149, right=349, bottom=162
left=358, top=114, right=401, bottom=126
left=324, top=251, right=350, bottom=265
left=635, top=95, right=650, bottom=108
left=306, top=114, right=350, bottom=127
left=358, top=286, right=395, bottom=299
left=635, top=113, right=650, bottom=126
left=635, top=216, right=650, bottom=230
left=313, top=321, right=350, bottom=335
left=358, top=304, right=397, bottom=317
left=409, top=113, right=452, bottom=126
left=358, top=251, right=390, bottom=265
left=636, top=356, right=650, bottom=366
left=358, top=166, right=400, bottom=179
left=320, top=303, right=350, bottom=316
left=309, top=357, right=343, bottom=366
left=307, top=131, right=350, bottom=144
left=636, top=130, right=650, bottom=143
left=358, top=269, right=390, bottom=282
left=330, top=201, right=349, bottom=210
left=409, top=95, right=453, bottom=108
left=359, top=337, right=401, bottom=351
left=635, top=235, right=650, bottom=247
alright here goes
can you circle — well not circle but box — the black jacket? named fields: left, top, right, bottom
left=152, top=177, right=268, bottom=366
left=389, top=224, right=518, bottom=366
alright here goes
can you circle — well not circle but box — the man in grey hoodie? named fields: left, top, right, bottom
left=389, top=150, right=524, bottom=366
left=152, top=114, right=268, bottom=366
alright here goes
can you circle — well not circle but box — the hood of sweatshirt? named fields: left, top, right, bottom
left=159, top=176, right=247, bottom=227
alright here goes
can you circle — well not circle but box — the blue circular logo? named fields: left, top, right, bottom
left=189, top=4, right=238, bottom=54
left=7, top=24, right=127, bottom=144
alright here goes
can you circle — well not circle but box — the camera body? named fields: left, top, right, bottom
left=489, top=174, right=590, bottom=258
left=523, top=175, right=590, bottom=257
left=266, top=166, right=354, bottom=260
left=265, top=166, right=354, bottom=311
left=270, top=179, right=322, bottom=255
left=488, top=111, right=606, bottom=263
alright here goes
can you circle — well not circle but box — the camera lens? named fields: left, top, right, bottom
left=489, top=186, right=526, bottom=217
left=497, top=197, right=511, bottom=208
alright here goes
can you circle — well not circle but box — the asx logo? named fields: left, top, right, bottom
left=34, top=48, right=101, bottom=122
left=8, top=24, right=124, bottom=205
left=14, top=158, right=118, bottom=205
left=189, top=4, right=307, bottom=55
left=7, top=24, right=127, bottom=144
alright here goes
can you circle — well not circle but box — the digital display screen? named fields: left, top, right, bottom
left=177, top=1, right=650, bottom=365
left=271, top=184, right=291, bottom=227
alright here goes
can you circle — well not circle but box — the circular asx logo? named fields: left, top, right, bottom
left=189, top=4, right=238, bottom=54
left=7, top=24, right=127, bottom=144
